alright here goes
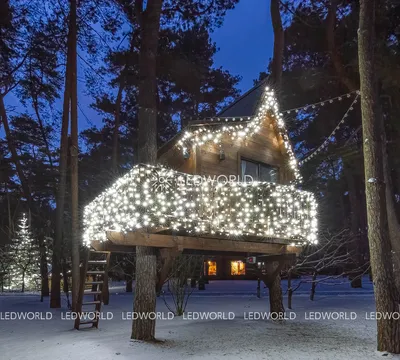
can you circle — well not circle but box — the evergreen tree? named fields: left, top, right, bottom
left=9, top=214, right=40, bottom=292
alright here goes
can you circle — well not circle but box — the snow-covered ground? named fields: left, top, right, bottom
left=0, top=278, right=398, bottom=360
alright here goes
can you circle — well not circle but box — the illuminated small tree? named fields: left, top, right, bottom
left=9, top=214, right=40, bottom=292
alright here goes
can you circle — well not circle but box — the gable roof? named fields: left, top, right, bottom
left=217, top=79, right=266, bottom=118
left=158, top=81, right=302, bottom=182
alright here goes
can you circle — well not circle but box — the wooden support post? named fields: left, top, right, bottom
left=102, top=252, right=111, bottom=305
left=255, top=253, right=297, bottom=317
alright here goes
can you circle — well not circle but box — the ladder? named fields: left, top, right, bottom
left=74, top=250, right=111, bottom=330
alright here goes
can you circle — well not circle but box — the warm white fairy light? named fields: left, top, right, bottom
left=177, top=87, right=302, bottom=182
left=83, top=164, right=317, bottom=246
left=299, top=94, right=360, bottom=165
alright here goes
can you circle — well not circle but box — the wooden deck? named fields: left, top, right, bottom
left=90, top=231, right=302, bottom=255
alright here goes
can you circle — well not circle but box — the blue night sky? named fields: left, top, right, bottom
left=4, top=0, right=274, bottom=133
left=212, top=0, right=273, bottom=92
left=80, top=0, right=274, bottom=129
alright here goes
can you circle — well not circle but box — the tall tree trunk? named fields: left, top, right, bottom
left=39, top=234, right=50, bottom=298
left=112, top=81, right=124, bottom=173
left=287, top=270, right=292, bottom=309
left=32, top=97, right=54, bottom=169
left=327, top=0, right=400, bottom=292
left=326, top=0, right=358, bottom=92
left=126, top=278, right=133, bottom=292
left=0, top=96, right=33, bottom=210
left=31, top=96, right=52, bottom=300
left=382, top=138, right=400, bottom=293
left=51, top=9, right=73, bottom=309
left=343, top=164, right=363, bottom=288
left=270, top=0, right=284, bottom=87
left=310, top=271, right=317, bottom=301
left=265, top=261, right=285, bottom=315
left=69, top=0, right=80, bottom=312
left=268, top=0, right=285, bottom=315
left=21, top=271, right=25, bottom=293
left=131, top=0, right=163, bottom=342
left=358, top=0, right=400, bottom=352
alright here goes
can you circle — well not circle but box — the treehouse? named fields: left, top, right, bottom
left=83, top=82, right=318, bottom=280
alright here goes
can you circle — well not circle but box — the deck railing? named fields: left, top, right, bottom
left=83, top=164, right=317, bottom=246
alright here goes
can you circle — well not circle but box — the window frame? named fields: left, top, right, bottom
left=230, top=260, right=246, bottom=276
left=205, top=260, right=217, bottom=276
left=239, top=157, right=279, bottom=183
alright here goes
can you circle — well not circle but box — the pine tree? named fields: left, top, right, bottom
left=9, top=214, right=40, bottom=292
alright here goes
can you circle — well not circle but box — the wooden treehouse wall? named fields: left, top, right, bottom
left=157, top=114, right=294, bottom=184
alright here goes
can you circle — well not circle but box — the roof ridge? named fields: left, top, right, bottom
left=217, top=77, right=269, bottom=117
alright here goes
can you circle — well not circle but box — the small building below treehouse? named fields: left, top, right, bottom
left=83, top=82, right=318, bottom=281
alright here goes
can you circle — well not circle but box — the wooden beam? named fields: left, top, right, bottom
left=105, top=231, right=302, bottom=255
left=90, top=240, right=136, bottom=253
left=256, top=253, right=297, bottom=264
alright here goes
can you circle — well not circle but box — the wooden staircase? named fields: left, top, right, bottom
left=74, top=250, right=111, bottom=330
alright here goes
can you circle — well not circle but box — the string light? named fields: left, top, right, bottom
left=137, top=90, right=359, bottom=124
left=177, top=86, right=303, bottom=182
left=83, top=164, right=318, bottom=246
left=284, top=91, right=360, bottom=115
left=299, top=94, right=360, bottom=165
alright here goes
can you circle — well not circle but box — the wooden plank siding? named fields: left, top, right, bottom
left=157, top=114, right=295, bottom=184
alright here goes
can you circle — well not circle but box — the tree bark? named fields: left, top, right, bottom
left=69, top=0, right=80, bottom=313
left=310, top=271, right=317, bottom=301
left=264, top=261, right=285, bottom=316
left=51, top=4, right=73, bottom=308
left=327, top=0, right=400, bottom=292
left=270, top=0, right=284, bottom=87
left=287, top=270, right=292, bottom=309
left=326, top=1, right=358, bottom=92
left=382, top=129, right=400, bottom=294
left=268, top=0, right=285, bottom=315
left=22, top=271, right=25, bottom=293
left=132, top=246, right=157, bottom=340
left=32, top=96, right=54, bottom=169
left=343, top=163, right=364, bottom=288
left=358, top=0, right=400, bottom=352
left=39, top=234, right=50, bottom=298
left=131, top=0, right=163, bottom=341
left=268, top=272, right=284, bottom=315
left=112, top=81, right=124, bottom=173
left=0, top=96, right=33, bottom=210
left=126, top=278, right=133, bottom=292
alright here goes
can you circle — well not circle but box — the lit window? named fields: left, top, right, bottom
left=206, top=261, right=217, bottom=276
left=231, top=260, right=246, bottom=275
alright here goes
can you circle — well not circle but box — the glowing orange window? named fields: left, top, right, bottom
left=231, top=260, right=246, bottom=275
left=206, top=261, right=217, bottom=276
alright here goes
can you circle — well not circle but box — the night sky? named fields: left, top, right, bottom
left=4, top=0, right=273, bottom=132
left=212, top=0, right=273, bottom=91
